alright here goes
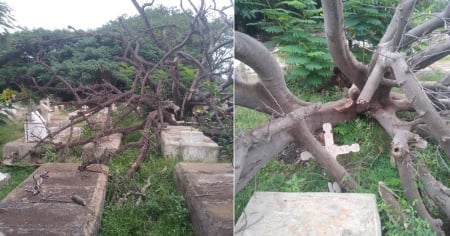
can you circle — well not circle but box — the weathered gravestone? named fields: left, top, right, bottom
left=24, top=111, right=48, bottom=143
left=235, top=192, right=381, bottom=236
left=161, top=125, right=219, bottom=162
left=2, top=111, right=48, bottom=165
left=82, top=133, right=123, bottom=159
left=0, top=163, right=109, bottom=236
left=174, top=162, right=233, bottom=236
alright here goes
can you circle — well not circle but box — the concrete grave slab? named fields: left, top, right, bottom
left=83, top=133, right=122, bottom=159
left=235, top=192, right=381, bottom=236
left=174, top=162, right=233, bottom=236
left=2, top=138, right=38, bottom=166
left=162, top=126, right=219, bottom=162
left=0, top=172, right=11, bottom=186
left=50, top=126, right=82, bottom=144
left=0, top=163, right=109, bottom=236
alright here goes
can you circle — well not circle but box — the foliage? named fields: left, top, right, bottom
left=379, top=201, right=436, bottom=235
left=0, top=1, right=13, bottom=33
left=0, top=87, right=14, bottom=102
left=252, top=0, right=334, bottom=89
left=0, top=5, right=224, bottom=95
left=43, top=147, right=58, bottom=162
left=343, top=0, right=395, bottom=63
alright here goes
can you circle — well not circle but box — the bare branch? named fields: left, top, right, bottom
left=400, top=3, right=450, bottom=48
left=235, top=31, right=306, bottom=112
left=409, top=38, right=450, bottom=71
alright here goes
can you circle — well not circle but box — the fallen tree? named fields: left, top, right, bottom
left=235, top=1, right=450, bottom=234
left=4, top=0, right=233, bottom=176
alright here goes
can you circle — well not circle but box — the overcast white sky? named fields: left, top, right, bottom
left=3, top=0, right=232, bottom=31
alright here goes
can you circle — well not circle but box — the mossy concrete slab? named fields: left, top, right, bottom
left=235, top=192, right=381, bottom=236
left=0, top=163, right=109, bottom=236
left=162, top=126, right=219, bottom=162
left=174, top=162, right=233, bottom=236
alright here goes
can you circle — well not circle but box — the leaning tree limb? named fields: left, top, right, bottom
left=389, top=53, right=450, bottom=158
left=408, top=38, right=450, bottom=71
left=235, top=31, right=307, bottom=113
left=400, top=3, right=450, bottom=48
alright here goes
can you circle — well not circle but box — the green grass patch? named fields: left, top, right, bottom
left=0, top=165, right=35, bottom=200
left=100, top=149, right=193, bottom=236
left=0, top=120, right=23, bottom=157
left=234, top=106, right=268, bottom=132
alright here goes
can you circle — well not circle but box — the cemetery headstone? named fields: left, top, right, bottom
left=24, top=111, right=48, bottom=143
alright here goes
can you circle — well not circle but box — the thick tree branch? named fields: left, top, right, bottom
left=409, top=38, right=450, bottom=71
left=235, top=31, right=306, bottom=112
left=400, top=3, right=450, bottom=48
left=379, top=0, right=417, bottom=50
left=389, top=53, right=450, bottom=157
left=320, top=0, right=367, bottom=88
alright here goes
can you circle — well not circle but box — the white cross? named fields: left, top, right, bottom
left=300, top=123, right=360, bottom=161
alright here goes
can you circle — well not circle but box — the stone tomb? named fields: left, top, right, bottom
left=235, top=192, right=381, bottom=236
left=82, top=133, right=123, bottom=159
left=0, top=163, right=109, bottom=236
left=162, top=125, right=219, bottom=162
left=174, top=162, right=233, bottom=236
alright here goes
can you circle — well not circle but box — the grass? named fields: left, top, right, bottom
left=235, top=99, right=448, bottom=235
left=0, top=120, right=24, bottom=157
left=100, top=148, right=193, bottom=236
left=0, top=165, right=35, bottom=200
left=0, top=120, right=35, bottom=200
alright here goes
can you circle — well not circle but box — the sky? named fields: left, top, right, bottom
left=3, top=0, right=232, bottom=31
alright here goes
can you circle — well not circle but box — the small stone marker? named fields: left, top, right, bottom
left=301, top=123, right=360, bottom=161
left=0, top=172, right=11, bottom=186
left=0, top=163, right=109, bottom=235
left=174, top=162, right=233, bottom=236
left=235, top=192, right=381, bottom=236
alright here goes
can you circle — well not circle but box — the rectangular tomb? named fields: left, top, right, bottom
left=174, top=162, right=233, bottom=236
left=0, top=163, right=109, bottom=236
left=235, top=192, right=381, bottom=236
left=162, top=126, right=219, bottom=162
